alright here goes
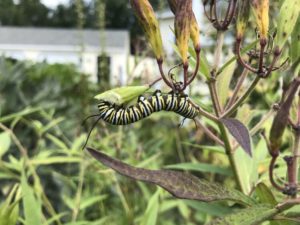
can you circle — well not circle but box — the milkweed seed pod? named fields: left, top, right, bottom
left=236, top=0, right=251, bottom=40
left=168, top=0, right=200, bottom=50
left=174, top=0, right=193, bottom=64
left=275, top=0, right=300, bottom=49
left=130, top=0, right=164, bottom=60
left=251, top=0, right=269, bottom=40
left=269, top=78, right=300, bottom=155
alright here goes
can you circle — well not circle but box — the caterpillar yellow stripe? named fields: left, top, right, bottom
left=98, top=90, right=198, bottom=125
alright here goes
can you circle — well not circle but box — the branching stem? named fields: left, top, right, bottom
left=208, top=31, right=244, bottom=192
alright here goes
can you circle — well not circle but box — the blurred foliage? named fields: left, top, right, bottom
left=0, top=0, right=299, bottom=224
left=0, top=57, right=235, bottom=224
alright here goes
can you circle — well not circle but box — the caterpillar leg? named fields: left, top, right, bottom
left=178, top=117, right=187, bottom=127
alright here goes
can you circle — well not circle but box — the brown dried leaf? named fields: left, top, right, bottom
left=87, top=147, right=256, bottom=206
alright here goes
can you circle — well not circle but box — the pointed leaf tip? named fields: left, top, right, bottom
left=220, top=118, right=252, bottom=157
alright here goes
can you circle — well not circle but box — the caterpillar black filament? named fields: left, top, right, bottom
left=97, top=90, right=198, bottom=125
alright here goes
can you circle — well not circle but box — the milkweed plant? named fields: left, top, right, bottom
left=86, top=0, right=300, bottom=224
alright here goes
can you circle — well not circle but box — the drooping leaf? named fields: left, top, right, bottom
left=86, top=147, right=256, bottom=206
left=220, top=118, right=252, bottom=156
left=208, top=204, right=279, bottom=225
left=94, top=85, right=150, bottom=105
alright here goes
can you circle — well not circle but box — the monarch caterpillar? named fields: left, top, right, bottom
left=82, top=90, right=199, bottom=149
left=98, top=90, right=198, bottom=125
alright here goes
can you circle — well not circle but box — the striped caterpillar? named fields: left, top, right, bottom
left=97, top=90, right=198, bottom=125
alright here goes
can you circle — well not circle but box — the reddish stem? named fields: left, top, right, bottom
left=157, top=59, right=174, bottom=90
left=269, top=154, right=285, bottom=191
left=187, top=48, right=201, bottom=85
left=236, top=39, right=258, bottom=73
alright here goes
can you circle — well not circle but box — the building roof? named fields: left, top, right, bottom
left=0, top=26, right=129, bottom=49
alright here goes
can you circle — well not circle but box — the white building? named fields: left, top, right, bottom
left=0, top=26, right=130, bottom=85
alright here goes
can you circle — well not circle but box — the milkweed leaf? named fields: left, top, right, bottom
left=86, top=147, right=256, bottom=206
left=208, top=204, right=279, bottom=225
left=220, top=118, right=252, bottom=157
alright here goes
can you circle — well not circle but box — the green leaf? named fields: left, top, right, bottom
left=30, top=156, right=81, bottom=165
left=275, top=0, right=300, bottom=49
left=255, top=183, right=277, bottom=206
left=140, top=189, right=160, bottom=225
left=255, top=183, right=285, bottom=225
left=220, top=118, right=252, bottom=156
left=199, top=51, right=211, bottom=79
left=216, top=53, right=236, bottom=107
left=79, top=195, right=107, bottom=210
left=165, top=162, right=232, bottom=176
left=94, top=86, right=150, bottom=105
left=0, top=107, right=41, bottom=123
left=236, top=104, right=253, bottom=126
left=21, top=171, right=42, bottom=225
left=0, top=185, right=20, bottom=225
left=181, top=143, right=225, bottom=154
left=233, top=146, right=256, bottom=195
left=0, top=131, right=11, bottom=158
left=185, top=200, right=233, bottom=217
left=208, top=204, right=279, bottom=225
left=86, top=147, right=256, bottom=206
left=46, top=133, right=68, bottom=149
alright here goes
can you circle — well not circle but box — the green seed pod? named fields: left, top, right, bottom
left=251, top=0, right=269, bottom=40
left=236, top=0, right=251, bottom=39
left=269, top=78, right=300, bottom=155
left=130, top=0, right=164, bottom=60
left=168, top=0, right=200, bottom=50
left=175, top=0, right=193, bottom=64
left=94, top=86, right=150, bottom=105
left=275, top=0, right=300, bottom=49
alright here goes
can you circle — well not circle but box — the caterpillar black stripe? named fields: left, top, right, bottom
left=97, top=90, right=198, bottom=125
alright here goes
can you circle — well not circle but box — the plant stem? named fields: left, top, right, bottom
left=219, top=124, right=244, bottom=191
left=213, top=32, right=224, bottom=71
left=225, top=68, right=249, bottom=110
left=222, top=76, right=260, bottom=118
left=291, top=129, right=300, bottom=198
left=195, top=118, right=224, bottom=146
left=208, top=31, right=244, bottom=192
